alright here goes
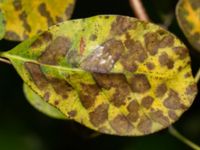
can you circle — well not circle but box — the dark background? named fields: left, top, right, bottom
left=0, top=0, right=200, bottom=150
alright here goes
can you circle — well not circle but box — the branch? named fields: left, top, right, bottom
left=169, top=126, right=200, bottom=150
left=129, top=0, right=150, bottom=21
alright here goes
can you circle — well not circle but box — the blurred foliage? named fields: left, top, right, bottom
left=0, top=0, right=199, bottom=150
left=176, top=0, right=200, bottom=53
left=0, top=0, right=75, bottom=41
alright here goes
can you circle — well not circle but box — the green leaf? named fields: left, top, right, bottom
left=1, top=15, right=197, bottom=136
left=23, top=83, right=66, bottom=119
left=0, top=0, right=76, bottom=41
left=176, top=0, right=200, bottom=52
left=0, top=10, right=5, bottom=39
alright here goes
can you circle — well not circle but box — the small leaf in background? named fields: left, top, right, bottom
left=1, top=15, right=197, bottom=136
left=23, top=83, right=66, bottom=119
left=0, top=10, right=5, bottom=39
left=176, top=0, right=200, bottom=52
left=0, top=0, right=75, bottom=41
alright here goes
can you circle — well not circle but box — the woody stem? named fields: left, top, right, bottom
left=129, top=0, right=150, bottom=21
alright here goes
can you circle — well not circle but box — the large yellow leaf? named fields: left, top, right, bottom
left=176, top=0, right=200, bottom=52
left=1, top=15, right=197, bottom=136
left=0, top=0, right=75, bottom=41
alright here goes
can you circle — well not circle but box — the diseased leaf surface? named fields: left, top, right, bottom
left=176, top=0, right=200, bottom=52
left=1, top=15, right=197, bottom=136
left=0, top=10, right=5, bottom=39
left=23, top=83, right=66, bottom=119
left=0, top=0, right=75, bottom=41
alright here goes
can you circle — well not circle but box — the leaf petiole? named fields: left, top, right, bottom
left=0, top=57, right=11, bottom=64
left=169, top=126, right=200, bottom=150
left=195, top=68, right=200, bottom=83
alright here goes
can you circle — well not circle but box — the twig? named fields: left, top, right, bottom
left=0, top=57, right=11, bottom=64
left=169, top=126, right=200, bottom=150
left=129, top=0, right=150, bottom=21
left=195, top=68, right=200, bottom=83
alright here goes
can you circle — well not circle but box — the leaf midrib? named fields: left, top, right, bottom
left=2, top=52, right=181, bottom=79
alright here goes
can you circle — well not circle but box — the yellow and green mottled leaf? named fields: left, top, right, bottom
left=0, top=10, right=5, bottom=39
left=0, top=0, right=75, bottom=41
left=1, top=15, right=197, bottom=136
left=23, top=83, right=66, bottom=119
left=176, top=0, right=200, bottom=52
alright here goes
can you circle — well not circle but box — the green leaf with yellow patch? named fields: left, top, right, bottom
left=23, top=83, right=66, bottom=119
left=0, top=0, right=75, bottom=41
left=176, top=0, right=200, bottom=52
left=0, top=9, right=5, bottom=39
left=0, top=15, right=197, bottom=136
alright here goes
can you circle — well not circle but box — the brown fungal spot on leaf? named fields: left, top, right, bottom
left=89, top=103, right=109, bottom=127
left=120, top=36, right=147, bottom=72
left=190, top=0, right=200, bottom=9
left=138, top=116, right=152, bottom=134
left=46, top=76, right=73, bottom=99
left=81, top=39, right=125, bottom=73
left=150, top=110, right=170, bottom=127
left=38, top=3, right=54, bottom=26
left=40, top=31, right=53, bottom=42
left=25, top=62, right=48, bottom=90
left=186, top=84, right=198, bottom=96
left=127, top=112, right=139, bottom=122
left=146, top=62, right=155, bottom=70
left=127, top=100, right=139, bottom=112
left=54, top=100, right=59, bottom=105
left=65, top=4, right=74, bottom=18
left=19, top=11, right=31, bottom=32
left=168, top=110, right=178, bottom=120
left=79, top=83, right=100, bottom=109
left=159, top=35, right=174, bottom=48
left=145, top=32, right=159, bottom=55
left=79, top=37, right=86, bottom=55
left=39, top=36, right=71, bottom=65
left=178, top=66, right=183, bottom=72
left=93, top=73, right=114, bottom=89
left=110, top=115, right=133, bottom=134
left=110, top=16, right=136, bottom=35
left=129, top=74, right=151, bottom=93
left=127, top=100, right=140, bottom=122
left=44, top=92, right=50, bottom=101
left=5, top=31, right=20, bottom=40
left=184, top=72, right=192, bottom=78
left=93, top=73, right=131, bottom=107
left=173, top=46, right=188, bottom=59
left=155, top=83, right=167, bottom=97
left=68, top=110, right=77, bottom=118
left=104, top=15, right=110, bottom=19
left=120, top=57, right=138, bottom=72
left=110, top=76, right=131, bottom=107
left=111, top=89, right=129, bottom=107
left=13, top=0, right=22, bottom=11
left=89, top=34, right=97, bottom=41
left=163, top=89, right=182, bottom=109
left=56, top=16, right=63, bottom=22
left=31, top=31, right=53, bottom=48
left=141, top=96, right=154, bottom=109
left=159, top=52, right=174, bottom=69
